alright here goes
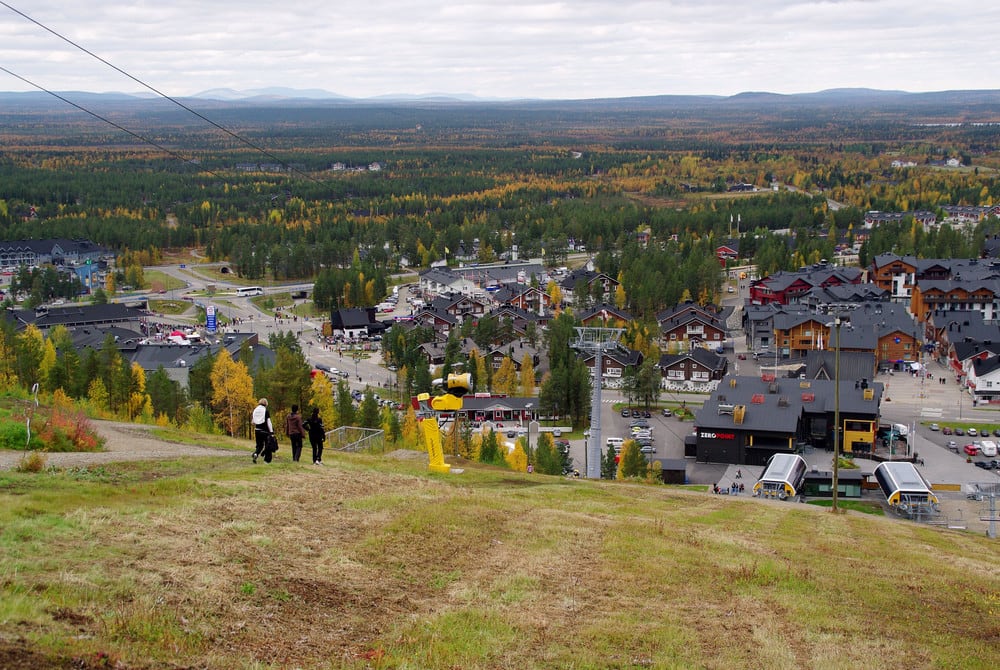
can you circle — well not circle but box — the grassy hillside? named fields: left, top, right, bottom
left=0, top=450, right=997, bottom=669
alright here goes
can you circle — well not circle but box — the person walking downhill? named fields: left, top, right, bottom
left=305, top=407, right=326, bottom=465
left=285, top=404, right=305, bottom=463
left=251, top=398, right=274, bottom=464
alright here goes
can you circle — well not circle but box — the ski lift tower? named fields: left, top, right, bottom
left=574, top=326, right=624, bottom=479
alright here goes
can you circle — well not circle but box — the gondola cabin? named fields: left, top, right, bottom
left=752, top=453, right=807, bottom=500
left=873, top=462, right=938, bottom=516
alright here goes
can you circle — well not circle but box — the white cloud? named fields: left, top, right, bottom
left=0, top=1, right=996, bottom=98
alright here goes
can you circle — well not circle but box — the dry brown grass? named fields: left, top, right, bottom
left=0, top=453, right=998, bottom=669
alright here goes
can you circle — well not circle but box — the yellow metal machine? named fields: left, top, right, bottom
left=416, top=373, right=472, bottom=474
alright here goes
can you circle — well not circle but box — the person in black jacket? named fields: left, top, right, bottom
left=305, top=407, right=326, bottom=465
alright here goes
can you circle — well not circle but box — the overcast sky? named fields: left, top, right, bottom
left=0, top=1, right=996, bottom=100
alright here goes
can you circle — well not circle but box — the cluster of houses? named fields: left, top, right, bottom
left=863, top=205, right=1000, bottom=230
left=327, top=259, right=733, bottom=393
left=737, top=249, right=1000, bottom=407
left=0, top=239, right=112, bottom=295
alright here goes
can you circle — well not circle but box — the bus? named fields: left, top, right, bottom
left=873, top=462, right=938, bottom=517
left=236, top=286, right=264, bottom=297
left=753, top=453, right=807, bottom=500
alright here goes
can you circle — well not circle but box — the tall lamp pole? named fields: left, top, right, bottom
left=832, top=316, right=841, bottom=513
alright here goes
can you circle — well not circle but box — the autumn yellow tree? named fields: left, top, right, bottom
left=492, top=357, right=518, bottom=396
left=401, top=405, right=421, bottom=449
left=14, top=324, right=45, bottom=389
left=519, top=353, right=535, bottom=397
left=505, top=439, right=528, bottom=472
left=0, top=327, right=17, bottom=392
left=546, top=280, right=562, bottom=307
left=307, top=372, right=336, bottom=429
left=210, top=351, right=256, bottom=436
left=127, top=363, right=152, bottom=420
left=614, top=283, right=627, bottom=310
left=443, top=420, right=461, bottom=455
left=470, top=349, right=489, bottom=393
left=87, top=378, right=110, bottom=414
left=38, top=339, right=57, bottom=393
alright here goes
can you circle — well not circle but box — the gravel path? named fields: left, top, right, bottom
left=0, top=420, right=246, bottom=470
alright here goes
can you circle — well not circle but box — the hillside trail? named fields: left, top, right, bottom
left=0, top=420, right=243, bottom=471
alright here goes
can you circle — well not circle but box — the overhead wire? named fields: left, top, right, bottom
left=0, top=0, right=321, bottom=184
left=0, top=64, right=231, bottom=183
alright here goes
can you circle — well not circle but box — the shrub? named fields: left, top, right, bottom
left=0, top=421, right=33, bottom=450
left=0, top=405, right=104, bottom=453
left=35, top=406, right=104, bottom=452
left=16, top=451, right=47, bottom=472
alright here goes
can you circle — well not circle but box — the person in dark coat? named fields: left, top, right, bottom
left=285, top=404, right=305, bottom=462
left=305, top=407, right=326, bottom=465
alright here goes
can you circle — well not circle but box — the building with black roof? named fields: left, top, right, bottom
left=694, top=374, right=883, bottom=466
left=329, top=308, right=385, bottom=340
left=128, top=332, right=269, bottom=388
left=657, top=348, right=728, bottom=385
left=8, top=303, right=145, bottom=332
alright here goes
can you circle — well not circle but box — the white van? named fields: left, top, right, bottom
left=980, top=440, right=998, bottom=457
left=606, top=437, right=624, bottom=451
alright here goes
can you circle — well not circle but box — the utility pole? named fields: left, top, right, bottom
left=832, top=315, right=842, bottom=513
left=573, top=327, right=624, bottom=479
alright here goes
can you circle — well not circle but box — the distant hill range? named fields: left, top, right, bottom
left=2, top=88, right=999, bottom=124
left=0, top=87, right=997, bottom=107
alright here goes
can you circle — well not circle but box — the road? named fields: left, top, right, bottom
left=142, top=263, right=397, bottom=395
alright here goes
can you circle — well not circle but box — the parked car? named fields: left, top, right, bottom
left=990, top=460, right=1000, bottom=469
left=620, top=408, right=630, bottom=418
left=967, top=427, right=978, bottom=437
left=942, top=426, right=953, bottom=435
left=964, top=444, right=980, bottom=456
left=992, top=428, right=1000, bottom=438
left=661, top=408, right=672, bottom=417
left=946, top=440, right=959, bottom=452
left=631, top=410, right=641, bottom=418
left=974, top=460, right=991, bottom=470
left=643, top=410, right=651, bottom=419
left=639, top=444, right=656, bottom=454
left=929, top=423, right=940, bottom=431
left=955, top=427, right=965, bottom=436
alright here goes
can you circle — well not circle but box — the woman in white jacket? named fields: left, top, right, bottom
left=251, top=398, right=274, bottom=463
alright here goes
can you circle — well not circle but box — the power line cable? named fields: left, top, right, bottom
left=0, top=64, right=231, bottom=183
left=0, top=0, right=320, bottom=183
